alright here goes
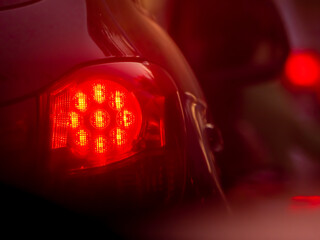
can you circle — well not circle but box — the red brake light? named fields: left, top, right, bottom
left=93, top=83, right=106, bottom=104
left=51, top=78, right=142, bottom=167
left=75, top=92, right=88, bottom=112
left=95, top=135, right=108, bottom=154
left=44, top=62, right=187, bottom=210
left=285, top=51, right=320, bottom=87
left=47, top=62, right=180, bottom=172
left=76, top=129, right=89, bottom=147
left=90, top=109, right=110, bottom=129
left=109, top=90, right=125, bottom=110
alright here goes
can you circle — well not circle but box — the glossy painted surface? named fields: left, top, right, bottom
left=0, top=0, right=205, bottom=101
left=104, top=0, right=206, bottom=101
left=0, top=0, right=139, bottom=103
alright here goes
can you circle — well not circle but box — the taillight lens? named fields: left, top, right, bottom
left=51, top=79, right=142, bottom=161
left=48, top=62, right=172, bottom=171
left=43, top=62, right=187, bottom=212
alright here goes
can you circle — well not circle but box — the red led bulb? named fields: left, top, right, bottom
left=90, top=109, right=110, bottom=129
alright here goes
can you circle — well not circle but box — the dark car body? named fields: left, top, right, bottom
left=159, top=0, right=290, bottom=189
left=127, top=1, right=320, bottom=239
left=0, top=0, right=227, bottom=222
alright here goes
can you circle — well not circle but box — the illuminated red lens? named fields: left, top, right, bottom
left=290, top=196, right=320, bottom=210
left=76, top=129, right=89, bottom=146
left=90, top=109, right=110, bottom=129
left=95, top=135, right=108, bottom=154
left=110, top=128, right=127, bottom=147
left=47, top=63, right=185, bottom=208
left=93, top=83, right=106, bottom=104
left=285, top=52, right=320, bottom=87
left=117, top=109, right=135, bottom=128
left=74, top=92, right=88, bottom=112
left=109, top=91, right=125, bottom=110
left=51, top=78, right=142, bottom=168
left=69, top=112, right=80, bottom=129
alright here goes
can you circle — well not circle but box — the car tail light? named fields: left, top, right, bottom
left=45, top=62, right=185, bottom=176
left=285, top=51, right=320, bottom=88
left=51, top=78, right=142, bottom=166
left=42, top=62, right=187, bottom=212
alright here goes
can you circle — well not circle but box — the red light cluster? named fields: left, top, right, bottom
left=51, top=79, right=142, bottom=167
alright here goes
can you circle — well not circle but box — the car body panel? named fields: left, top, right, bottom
left=0, top=0, right=138, bottom=103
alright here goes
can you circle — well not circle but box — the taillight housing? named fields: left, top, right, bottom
left=46, top=62, right=177, bottom=172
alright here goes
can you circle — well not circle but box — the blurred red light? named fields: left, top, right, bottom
left=69, top=112, right=80, bottom=129
left=290, top=196, right=320, bottom=210
left=285, top=52, right=320, bottom=87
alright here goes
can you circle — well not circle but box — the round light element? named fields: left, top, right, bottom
left=110, top=128, right=127, bottom=147
left=117, top=109, right=135, bottom=128
left=109, top=91, right=125, bottom=110
left=90, top=109, right=110, bottom=129
left=93, top=83, right=106, bottom=104
left=95, top=136, right=108, bottom=153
